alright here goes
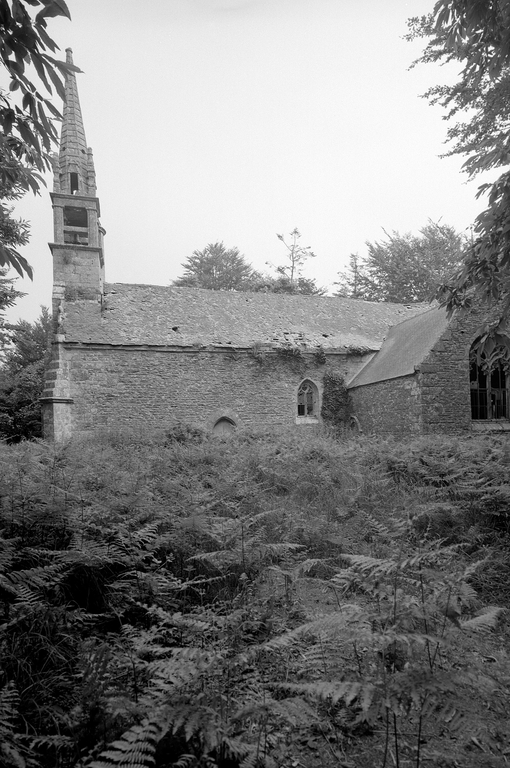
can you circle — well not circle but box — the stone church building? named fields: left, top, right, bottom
left=41, top=51, right=510, bottom=441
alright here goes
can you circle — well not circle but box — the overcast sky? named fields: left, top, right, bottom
left=5, top=0, right=488, bottom=322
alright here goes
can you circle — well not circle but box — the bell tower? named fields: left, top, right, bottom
left=42, top=49, right=105, bottom=441
left=49, top=48, right=105, bottom=302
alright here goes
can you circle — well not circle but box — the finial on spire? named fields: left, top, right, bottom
left=65, top=47, right=73, bottom=65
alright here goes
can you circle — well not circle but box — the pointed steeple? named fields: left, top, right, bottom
left=49, top=46, right=105, bottom=301
left=44, top=48, right=105, bottom=440
left=54, top=49, right=96, bottom=196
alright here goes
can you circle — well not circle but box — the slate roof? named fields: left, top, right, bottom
left=348, top=305, right=449, bottom=388
left=62, top=283, right=428, bottom=351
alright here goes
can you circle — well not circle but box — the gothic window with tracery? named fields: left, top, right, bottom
left=470, top=343, right=510, bottom=420
left=297, top=380, right=318, bottom=418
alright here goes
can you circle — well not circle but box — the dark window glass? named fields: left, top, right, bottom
left=470, top=357, right=508, bottom=420
left=64, top=207, right=88, bottom=228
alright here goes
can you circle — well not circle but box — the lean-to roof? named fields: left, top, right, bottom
left=348, top=305, right=449, bottom=388
left=62, top=283, right=428, bottom=351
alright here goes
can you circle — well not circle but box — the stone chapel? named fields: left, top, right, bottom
left=41, top=51, right=510, bottom=440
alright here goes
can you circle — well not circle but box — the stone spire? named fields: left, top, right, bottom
left=54, top=48, right=96, bottom=196
left=44, top=47, right=105, bottom=441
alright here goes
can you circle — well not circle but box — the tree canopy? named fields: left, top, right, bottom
left=174, top=242, right=261, bottom=291
left=0, top=305, right=50, bottom=440
left=0, top=268, right=23, bottom=349
left=336, top=222, right=465, bottom=303
left=174, top=234, right=325, bottom=295
left=0, top=0, right=76, bottom=278
left=406, top=11, right=510, bottom=178
left=0, top=171, right=28, bottom=346
left=407, top=1, right=510, bottom=328
left=252, top=273, right=326, bottom=295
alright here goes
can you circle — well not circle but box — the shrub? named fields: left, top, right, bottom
left=164, top=421, right=205, bottom=445
left=321, top=370, right=350, bottom=428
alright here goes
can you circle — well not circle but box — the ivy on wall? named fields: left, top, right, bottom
left=321, top=369, right=351, bottom=427
left=248, top=343, right=327, bottom=371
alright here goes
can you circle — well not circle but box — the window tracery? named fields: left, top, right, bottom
left=297, top=380, right=318, bottom=419
left=470, top=343, right=510, bottom=420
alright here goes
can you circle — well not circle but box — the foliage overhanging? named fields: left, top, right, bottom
left=408, top=1, right=510, bottom=331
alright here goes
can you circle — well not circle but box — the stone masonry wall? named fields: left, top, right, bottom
left=60, top=346, right=370, bottom=436
left=349, top=375, right=422, bottom=436
left=418, top=308, right=489, bottom=435
left=51, top=246, right=104, bottom=300
left=349, top=306, right=498, bottom=437
left=41, top=341, right=74, bottom=442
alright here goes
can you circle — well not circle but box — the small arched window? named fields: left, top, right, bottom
left=297, top=379, right=319, bottom=419
left=213, top=417, right=236, bottom=436
left=470, top=342, right=510, bottom=420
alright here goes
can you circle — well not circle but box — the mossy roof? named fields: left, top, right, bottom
left=62, top=283, right=428, bottom=351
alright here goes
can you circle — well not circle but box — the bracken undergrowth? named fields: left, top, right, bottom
left=0, top=428, right=509, bottom=768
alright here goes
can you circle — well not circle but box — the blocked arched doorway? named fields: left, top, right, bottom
left=212, top=417, right=237, bottom=436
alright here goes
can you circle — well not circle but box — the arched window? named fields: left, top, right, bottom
left=212, top=417, right=236, bottom=435
left=470, top=343, right=510, bottom=420
left=297, top=379, right=319, bottom=419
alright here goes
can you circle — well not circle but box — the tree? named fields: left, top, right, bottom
left=0, top=171, right=27, bottom=347
left=335, top=253, right=367, bottom=300
left=0, top=0, right=77, bottom=277
left=0, top=143, right=34, bottom=279
left=258, top=227, right=324, bottom=294
left=174, top=242, right=262, bottom=291
left=406, top=13, right=510, bottom=179
left=0, top=269, right=23, bottom=350
left=251, top=273, right=326, bottom=295
left=0, top=152, right=31, bottom=348
left=406, top=2, right=510, bottom=326
left=0, top=305, right=50, bottom=440
left=336, top=222, right=465, bottom=303
left=270, top=228, right=317, bottom=287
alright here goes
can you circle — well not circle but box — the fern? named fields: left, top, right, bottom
left=6, top=561, right=67, bottom=591
left=231, top=695, right=317, bottom=727
left=8, top=582, right=41, bottom=608
left=363, top=510, right=408, bottom=540
left=0, top=683, right=19, bottom=738
left=79, top=641, right=115, bottom=698
left=1, top=433, right=509, bottom=768
left=89, top=718, right=161, bottom=768
left=171, top=756, right=196, bottom=768
left=270, top=679, right=370, bottom=708
left=129, top=522, right=161, bottom=549
left=0, top=682, right=44, bottom=768
left=261, top=605, right=367, bottom=649
left=460, top=606, right=504, bottom=632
